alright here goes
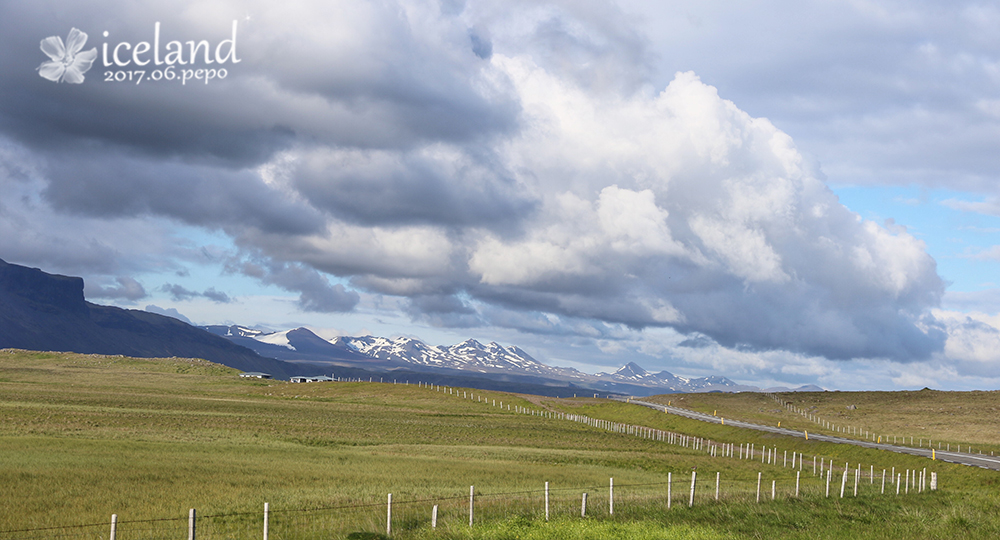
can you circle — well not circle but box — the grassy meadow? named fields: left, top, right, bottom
left=1, top=349, right=999, bottom=539
left=644, top=389, right=1000, bottom=454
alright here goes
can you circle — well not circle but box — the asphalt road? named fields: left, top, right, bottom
left=615, top=397, right=1000, bottom=471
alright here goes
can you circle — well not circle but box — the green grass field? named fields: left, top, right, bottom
left=643, top=389, right=1000, bottom=454
left=1, top=349, right=999, bottom=539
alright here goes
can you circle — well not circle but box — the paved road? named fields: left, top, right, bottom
left=615, top=397, right=1000, bottom=471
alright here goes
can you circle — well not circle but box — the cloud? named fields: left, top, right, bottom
left=161, top=283, right=232, bottom=303
left=943, top=197, right=1000, bottom=217
left=228, top=256, right=360, bottom=313
left=85, top=276, right=147, bottom=301
left=931, top=309, right=1000, bottom=377
left=0, top=0, right=953, bottom=367
left=404, top=293, right=483, bottom=328
left=144, top=304, right=194, bottom=325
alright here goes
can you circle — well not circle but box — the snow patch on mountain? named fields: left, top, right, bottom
left=254, top=330, right=296, bottom=350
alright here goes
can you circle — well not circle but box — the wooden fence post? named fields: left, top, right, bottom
left=189, top=508, right=196, bottom=540
left=581, top=493, right=587, bottom=517
left=931, top=472, right=937, bottom=490
left=715, top=472, right=720, bottom=501
left=756, top=472, right=761, bottom=503
left=110, top=514, right=117, bottom=540
left=689, top=471, right=696, bottom=507
left=387, top=494, right=392, bottom=536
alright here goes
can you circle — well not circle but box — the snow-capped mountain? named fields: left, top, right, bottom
left=593, top=362, right=741, bottom=392
left=334, top=336, right=586, bottom=379
left=206, top=325, right=774, bottom=395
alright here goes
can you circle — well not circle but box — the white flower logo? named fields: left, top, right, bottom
left=37, top=28, right=98, bottom=84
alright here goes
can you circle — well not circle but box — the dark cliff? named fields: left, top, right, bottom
left=0, top=258, right=294, bottom=379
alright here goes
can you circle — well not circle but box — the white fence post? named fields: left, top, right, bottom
left=715, top=472, right=720, bottom=501
left=387, top=494, right=392, bottom=536
left=667, top=472, right=672, bottom=509
left=689, top=471, right=696, bottom=507
left=609, top=477, right=614, bottom=515
left=545, top=482, right=550, bottom=521
left=581, top=492, right=587, bottom=517
left=795, top=471, right=800, bottom=497
left=756, top=472, right=761, bottom=503
left=110, top=514, right=117, bottom=540
left=263, top=503, right=269, bottom=540
left=432, top=505, right=438, bottom=529
left=469, top=485, right=475, bottom=527
left=188, top=509, right=196, bottom=540
left=931, top=472, right=937, bottom=490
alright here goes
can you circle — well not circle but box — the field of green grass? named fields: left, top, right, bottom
left=2, top=349, right=999, bottom=539
left=644, top=389, right=1000, bottom=454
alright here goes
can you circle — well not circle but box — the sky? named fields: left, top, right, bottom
left=2, top=0, right=1000, bottom=391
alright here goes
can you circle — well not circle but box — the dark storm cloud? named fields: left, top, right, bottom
left=293, top=147, right=535, bottom=228
left=41, top=151, right=325, bottom=235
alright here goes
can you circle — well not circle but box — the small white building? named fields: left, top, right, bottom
left=239, top=372, right=272, bottom=379
left=290, top=375, right=335, bottom=383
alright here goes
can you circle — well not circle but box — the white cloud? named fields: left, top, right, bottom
left=5, top=0, right=991, bottom=386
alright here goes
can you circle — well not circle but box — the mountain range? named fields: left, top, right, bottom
left=202, top=324, right=823, bottom=395
left=0, top=258, right=823, bottom=395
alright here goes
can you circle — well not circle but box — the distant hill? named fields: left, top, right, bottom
left=0, top=258, right=296, bottom=379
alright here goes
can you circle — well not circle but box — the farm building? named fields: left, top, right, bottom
left=239, top=372, right=272, bottom=379
left=290, top=375, right=335, bottom=383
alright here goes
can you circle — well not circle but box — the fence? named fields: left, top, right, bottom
left=0, top=469, right=940, bottom=540
left=763, top=392, right=997, bottom=457
left=2, top=382, right=943, bottom=539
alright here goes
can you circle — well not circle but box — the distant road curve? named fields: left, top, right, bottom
left=615, top=397, right=1000, bottom=472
